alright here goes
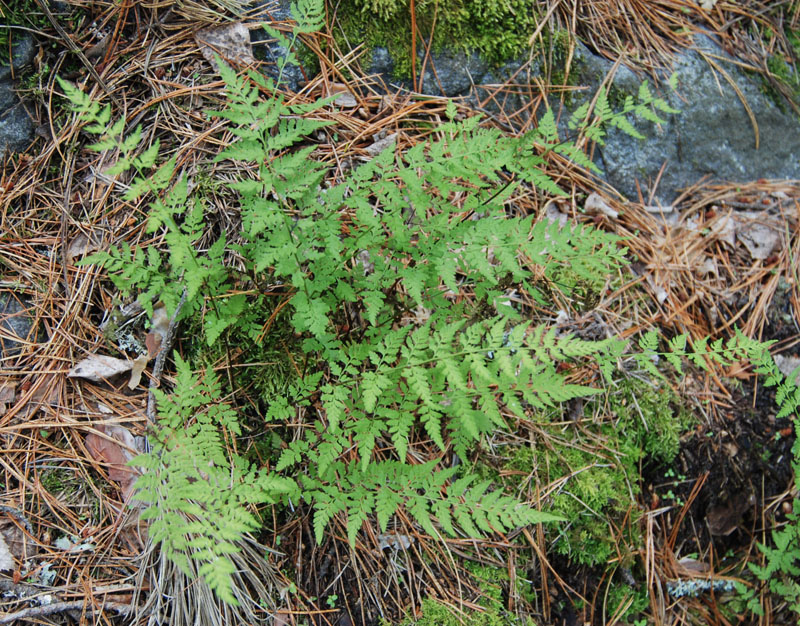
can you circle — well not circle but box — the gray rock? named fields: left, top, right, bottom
left=0, top=34, right=36, bottom=81
left=0, top=34, right=35, bottom=154
left=0, top=93, right=34, bottom=153
left=250, top=0, right=308, bottom=92
left=572, top=36, right=800, bottom=203
left=0, top=292, right=36, bottom=359
left=361, top=35, right=800, bottom=204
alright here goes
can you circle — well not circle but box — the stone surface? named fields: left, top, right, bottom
left=352, top=34, right=800, bottom=204
left=250, top=0, right=306, bottom=92
left=0, top=34, right=36, bottom=154
left=0, top=292, right=36, bottom=359
left=572, top=36, right=800, bottom=204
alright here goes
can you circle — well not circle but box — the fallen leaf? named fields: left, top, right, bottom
left=0, top=377, right=16, bottom=416
left=65, top=232, right=101, bottom=263
left=68, top=354, right=133, bottom=382
left=0, top=534, right=13, bottom=571
left=584, top=192, right=618, bottom=219
left=195, top=22, right=255, bottom=69
left=709, top=213, right=736, bottom=247
left=145, top=332, right=162, bottom=359
left=735, top=212, right=783, bottom=260
left=84, top=424, right=141, bottom=500
left=0, top=516, right=36, bottom=561
left=323, top=83, right=358, bottom=108
left=695, top=256, right=718, bottom=277
left=677, top=556, right=709, bottom=575
left=14, top=373, right=60, bottom=418
left=707, top=491, right=755, bottom=536
left=128, top=354, right=149, bottom=390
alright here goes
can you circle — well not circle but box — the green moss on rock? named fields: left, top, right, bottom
left=334, top=0, right=541, bottom=79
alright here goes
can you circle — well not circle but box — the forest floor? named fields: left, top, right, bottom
left=1, top=1, right=799, bottom=625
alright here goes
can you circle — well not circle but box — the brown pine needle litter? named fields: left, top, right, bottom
left=1, top=0, right=799, bottom=624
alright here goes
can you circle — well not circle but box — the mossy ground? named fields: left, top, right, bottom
left=332, top=0, right=543, bottom=80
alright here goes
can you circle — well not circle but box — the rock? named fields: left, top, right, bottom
left=575, top=36, right=800, bottom=203
left=249, top=0, right=307, bottom=92
left=0, top=34, right=36, bottom=81
left=0, top=292, right=36, bottom=359
left=0, top=34, right=36, bottom=154
left=343, top=32, right=800, bottom=204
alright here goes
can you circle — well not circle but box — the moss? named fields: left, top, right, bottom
left=390, top=567, right=538, bottom=625
left=482, top=377, right=692, bottom=569
left=333, top=0, right=542, bottom=80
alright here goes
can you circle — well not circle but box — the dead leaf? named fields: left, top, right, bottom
left=708, top=213, right=736, bottom=247
left=65, top=232, right=101, bottom=263
left=14, top=373, right=60, bottom=418
left=195, top=22, right=254, bottom=69
left=695, top=256, right=718, bottom=277
left=0, top=516, right=36, bottom=561
left=378, top=534, right=413, bottom=550
left=734, top=212, right=782, bottom=260
left=68, top=354, right=133, bottom=382
left=150, top=305, right=170, bottom=342
left=0, top=534, right=13, bottom=571
left=0, top=377, right=16, bottom=416
left=707, top=491, right=755, bottom=536
left=323, top=83, right=358, bottom=108
left=677, top=556, right=709, bottom=575
left=85, top=424, right=141, bottom=500
left=584, top=192, right=618, bottom=219
left=145, top=332, right=162, bottom=359
left=128, top=354, right=149, bottom=390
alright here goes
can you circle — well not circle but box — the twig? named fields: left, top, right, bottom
left=0, top=599, right=133, bottom=624
left=146, top=289, right=187, bottom=424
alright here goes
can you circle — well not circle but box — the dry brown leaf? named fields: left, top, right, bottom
left=145, top=332, right=162, bottom=359
left=128, top=354, right=149, bottom=390
left=68, top=354, right=133, bottom=382
left=735, top=212, right=783, bottom=260
left=85, top=424, right=141, bottom=500
left=0, top=377, right=16, bottom=416
left=65, top=232, right=101, bottom=263
left=14, top=373, right=60, bottom=418
left=195, top=22, right=254, bottom=69
left=0, top=516, right=36, bottom=561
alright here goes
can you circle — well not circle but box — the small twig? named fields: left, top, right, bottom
left=0, top=599, right=133, bottom=624
left=146, top=289, right=187, bottom=424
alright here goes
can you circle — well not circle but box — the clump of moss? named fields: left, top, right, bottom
left=492, top=376, right=692, bottom=569
left=334, top=0, right=542, bottom=79
left=389, top=562, right=539, bottom=626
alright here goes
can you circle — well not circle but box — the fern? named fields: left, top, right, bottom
left=59, top=5, right=699, bottom=603
left=131, top=355, right=297, bottom=605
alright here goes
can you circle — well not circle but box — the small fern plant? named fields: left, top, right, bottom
left=59, top=0, right=697, bottom=603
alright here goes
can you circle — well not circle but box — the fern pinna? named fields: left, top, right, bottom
left=61, top=3, right=689, bottom=601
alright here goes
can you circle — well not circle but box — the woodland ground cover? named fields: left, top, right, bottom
left=1, top=2, right=799, bottom=625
